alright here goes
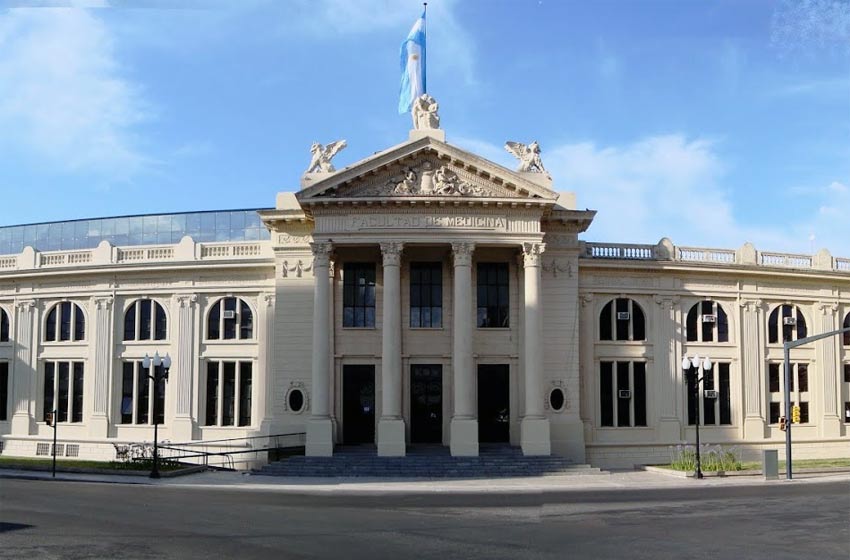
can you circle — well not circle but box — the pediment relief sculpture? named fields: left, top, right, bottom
left=312, top=157, right=522, bottom=199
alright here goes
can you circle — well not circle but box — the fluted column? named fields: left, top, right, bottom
left=378, top=242, right=405, bottom=456
left=816, top=302, right=841, bottom=437
left=450, top=241, right=478, bottom=456
left=89, top=296, right=114, bottom=437
left=740, top=299, right=766, bottom=438
left=172, top=293, right=198, bottom=441
left=11, top=299, right=36, bottom=434
left=306, top=241, right=334, bottom=456
left=520, top=242, right=551, bottom=455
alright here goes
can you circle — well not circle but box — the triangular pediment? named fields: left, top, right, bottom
left=296, top=136, right=558, bottom=203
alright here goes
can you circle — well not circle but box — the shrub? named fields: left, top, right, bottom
left=669, top=444, right=742, bottom=472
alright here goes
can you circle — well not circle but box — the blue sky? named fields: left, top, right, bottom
left=0, top=0, right=847, bottom=254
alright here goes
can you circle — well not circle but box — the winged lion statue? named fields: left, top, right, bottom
left=305, top=140, right=348, bottom=173
left=504, top=140, right=548, bottom=174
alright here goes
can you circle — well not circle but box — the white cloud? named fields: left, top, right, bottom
left=0, top=8, right=150, bottom=177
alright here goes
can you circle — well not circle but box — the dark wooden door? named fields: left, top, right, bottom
left=342, top=365, right=375, bottom=444
left=410, top=365, right=442, bottom=444
left=477, top=364, right=510, bottom=443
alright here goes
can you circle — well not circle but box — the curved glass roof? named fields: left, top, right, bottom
left=0, top=209, right=271, bottom=255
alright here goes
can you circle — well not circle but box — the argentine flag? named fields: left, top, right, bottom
left=398, top=11, right=426, bottom=115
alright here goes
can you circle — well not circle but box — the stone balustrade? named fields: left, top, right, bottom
left=583, top=238, right=848, bottom=273
left=0, top=236, right=273, bottom=273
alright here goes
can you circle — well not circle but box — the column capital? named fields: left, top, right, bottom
left=816, top=301, right=839, bottom=316
left=653, top=295, right=680, bottom=310
left=310, top=242, right=333, bottom=269
left=176, top=294, right=198, bottom=308
left=262, top=293, right=276, bottom=308
left=739, top=298, right=765, bottom=313
left=15, top=299, right=36, bottom=312
left=451, top=242, right=475, bottom=267
left=93, top=296, right=114, bottom=310
left=380, top=242, right=404, bottom=267
left=521, top=242, right=546, bottom=267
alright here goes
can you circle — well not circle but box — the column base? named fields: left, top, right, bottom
left=821, top=415, right=842, bottom=438
left=377, top=418, right=406, bottom=456
left=11, top=412, right=33, bottom=435
left=306, top=417, right=334, bottom=457
left=657, top=417, right=681, bottom=442
left=521, top=417, right=551, bottom=456
left=88, top=414, right=109, bottom=438
left=170, top=417, right=195, bottom=442
left=450, top=418, right=478, bottom=456
left=744, top=416, right=767, bottom=440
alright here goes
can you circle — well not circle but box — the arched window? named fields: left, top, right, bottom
left=0, top=307, right=9, bottom=342
left=207, top=297, right=253, bottom=340
left=843, top=312, right=850, bottom=346
left=44, top=302, right=85, bottom=342
left=768, top=304, right=807, bottom=344
left=686, top=300, right=729, bottom=343
left=124, top=299, right=167, bottom=341
left=599, top=298, right=646, bottom=341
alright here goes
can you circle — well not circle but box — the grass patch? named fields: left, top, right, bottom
left=657, top=458, right=850, bottom=471
left=0, top=456, right=183, bottom=471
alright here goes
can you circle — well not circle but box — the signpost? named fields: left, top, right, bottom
left=783, top=325, right=850, bottom=480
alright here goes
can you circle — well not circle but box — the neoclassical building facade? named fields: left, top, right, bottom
left=1, top=127, right=848, bottom=468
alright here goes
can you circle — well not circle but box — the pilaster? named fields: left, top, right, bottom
left=172, top=293, right=198, bottom=441
left=256, top=293, right=276, bottom=435
left=816, top=302, right=841, bottom=437
left=89, top=296, right=114, bottom=437
left=740, top=299, right=767, bottom=438
left=654, top=295, right=681, bottom=441
left=11, top=299, right=36, bottom=434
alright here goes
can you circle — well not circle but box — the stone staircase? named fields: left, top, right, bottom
left=254, top=445, right=604, bottom=478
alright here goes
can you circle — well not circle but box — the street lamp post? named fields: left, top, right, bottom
left=142, top=351, right=171, bottom=479
left=682, top=355, right=712, bottom=479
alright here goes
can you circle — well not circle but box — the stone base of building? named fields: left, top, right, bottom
left=377, top=418, right=406, bottom=456
left=305, top=417, right=334, bottom=456
left=450, top=418, right=479, bottom=456
left=520, top=417, right=551, bottom=456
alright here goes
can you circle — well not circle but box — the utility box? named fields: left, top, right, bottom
left=763, top=449, right=779, bottom=480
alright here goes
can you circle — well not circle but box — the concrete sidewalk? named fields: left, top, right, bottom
left=2, top=466, right=849, bottom=495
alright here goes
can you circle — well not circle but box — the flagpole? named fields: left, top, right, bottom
left=423, top=3, right=427, bottom=94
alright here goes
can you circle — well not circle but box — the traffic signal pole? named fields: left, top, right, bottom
left=51, top=408, right=57, bottom=478
left=783, top=325, right=850, bottom=480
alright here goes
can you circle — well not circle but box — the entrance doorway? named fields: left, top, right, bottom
left=342, top=365, right=375, bottom=445
left=478, top=364, right=510, bottom=443
left=410, top=365, right=443, bottom=444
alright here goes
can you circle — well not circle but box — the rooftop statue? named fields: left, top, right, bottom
left=305, top=140, right=348, bottom=173
left=505, top=140, right=548, bottom=174
left=412, top=93, right=440, bottom=130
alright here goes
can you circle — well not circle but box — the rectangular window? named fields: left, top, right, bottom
left=139, top=299, right=152, bottom=340
left=701, top=301, right=714, bottom=342
left=121, top=362, right=134, bottom=424
left=0, top=362, right=8, bottom=421
left=476, top=263, right=509, bottom=328
left=205, top=361, right=252, bottom=427
left=410, top=262, right=442, bottom=328
left=43, top=361, right=83, bottom=423
left=343, top=263, right=376, bottom=328
left=687, top=362, right=732, bottom=426
left=205, top=362, right=218, bottom=426
left=615, top=299, right=629, bottom=341
left=600, top=362, right=613, bottom=427
left=222, top=362, right=236, bottom=426
left=239, top=363, right=252, bottom=427
left=60, top=302, right=71, bottom=341
left=703, top=369, right=716, bottom=425
left=844, top=402, right=850, bottom=424
left=600, top=361, right=646, bottom=428
left=136, top=368, right=149, bottom=424
left=770, top=402, right=781, bottom=424
left=120, top=362, right=165, bottom=425
left=719, top=364, right=731, bottom=425
left=223, top=298, right=237, bottom=339
left=845, top=364, right=850, bottom=383
left=768, top=362, right=809, bottom=425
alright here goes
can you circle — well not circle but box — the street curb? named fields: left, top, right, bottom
left=0, top=463, right=207, bottom=478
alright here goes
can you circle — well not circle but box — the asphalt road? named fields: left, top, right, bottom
left=1, top=478, right=848, bottom=559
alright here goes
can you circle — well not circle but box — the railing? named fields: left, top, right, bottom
left=585, top=243, right=655, bottom=260
left=582, top=240, right=847, bottom=273
left=153, top=432, right=306, bottom=470
left=0, top=238, right=273, bottom=272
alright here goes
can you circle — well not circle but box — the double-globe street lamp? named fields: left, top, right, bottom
left=681, top=355, right=712, bottom=479
left=143, top=351, right=171, bottom=479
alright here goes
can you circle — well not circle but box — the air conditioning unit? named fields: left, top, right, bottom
left=783, top=317, right=797, bottom=326
left=702, top=314, right=717, bottom=323
left=703, top=390, right=718, bottom=399
left=617, top=312, right=631, bottom=321
left=222, top=310, right=236, bottom=320
left=618, top=389, right=632, bottom=399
